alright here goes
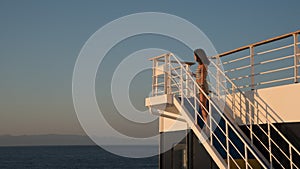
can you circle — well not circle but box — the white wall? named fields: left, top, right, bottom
left=159, top=115, right=188, bottom=132
left=255, top=83, right=300, bottom=123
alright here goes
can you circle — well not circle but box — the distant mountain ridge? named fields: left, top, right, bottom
left=0, top=134, right=94, bottom=146
left=0, top=134, right=157, bottom=146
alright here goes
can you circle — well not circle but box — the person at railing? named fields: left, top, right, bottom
left=194, top=49, right=210, bottom=123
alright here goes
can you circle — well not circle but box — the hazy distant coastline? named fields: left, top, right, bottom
left=0, top=134, right=94, bottom=146
left=0, top=134, right=157, bottom=146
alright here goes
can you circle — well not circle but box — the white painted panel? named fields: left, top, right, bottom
left=256, top=83, right=300, bottom=123
left=159, top=115, right=188, bottom=132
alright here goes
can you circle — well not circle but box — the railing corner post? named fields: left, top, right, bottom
left=164, top=54, right=171, bottom=94
left=293, top=33, right=299, bottom=83
left=250, top=45, right=255, bottom=90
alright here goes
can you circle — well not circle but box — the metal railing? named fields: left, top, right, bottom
left=207, top=59, right=300, bottom=168
left=213, top=30, right=300, bottom=91
left=150, top=53, right=269, bottom=169
left=207, top=30, right=300, bottom=168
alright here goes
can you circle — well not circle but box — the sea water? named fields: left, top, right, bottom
left=0, top=145, right=158, bottom=169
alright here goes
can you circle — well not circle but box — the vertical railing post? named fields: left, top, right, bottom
left=164, top=54, right=170, bottom=94
left=209, top=101, right=213, bottom=145
left=226, top=122, right=230, bottom=168
left=232, top=86, right=236, bottom=119
left=216, top=57, right=221, bottom=100
left=240, top=93, right=243, bottom=121
left=185, top=64, right=189, bottom=97
left=289, top=145, right=293, bottom=169
left=245, top=145, right=248, bottom=169
left=293, top=33, right=299, bottom=83
left=265, top=103, right=268, bottom=124
left=180, top=66, right=184, bottom=105
left=255, top=100, right=258, bottom=124
left=250, top=46, right=255, bottom=90
left=268, top=122, right=273, bottom=168
left=194, top=83, right=197, bottom=124
left=152, top=59, right=156, bottom=96
left=168, top=54, right=172, bottom=94
left=250, top=117, right=253, bottom=145
left=250, top=93, right=254, bottom=143
left=249, top=46, right=255, bottom=145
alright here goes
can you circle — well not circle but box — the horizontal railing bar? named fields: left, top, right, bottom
left=148, top=53, right=169, bottom=60
left=257, top=54, right=294, bottom=65
left=258, top=66, right=294, bottom=75
left=236, top=76, right=293, bottom=89
left=258, top=77, right=294, bottom=85
left=256, top=44, right=294, bottom=55
left=213, top=30, right=300, bottom=58
left=223, top=55, right=250, bottom=65
left=224, top=65, right=251, bottom=73
left=230, top=75, right=251, bottom=81
left=155, top=58, right=195, bottom=65
left=223, top=55, right=293, bottom=78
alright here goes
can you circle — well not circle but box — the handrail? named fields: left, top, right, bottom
left=208, top=58, right=300, bottom=168
left=211, top=30, right=300, bottom=89
left=151, top=53, right=269, bottom=169
left=151, top=52, right=300, bottom=168
left=214, top=30, right=300, bottom=58
left=169, top=60, right=259, bottom=169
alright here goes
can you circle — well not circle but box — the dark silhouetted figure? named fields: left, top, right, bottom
left=194, top=49, right=210, bottom=123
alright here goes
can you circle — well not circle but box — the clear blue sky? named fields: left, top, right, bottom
left=0, top=0, right=299, bottom=136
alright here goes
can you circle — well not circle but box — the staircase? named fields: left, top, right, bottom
left=145, top=53, right=300, bottom=169
left=207, top=59, right=300, bottom=169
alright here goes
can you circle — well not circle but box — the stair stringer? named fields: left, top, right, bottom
left=173, top=96, right=228, bottom=169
